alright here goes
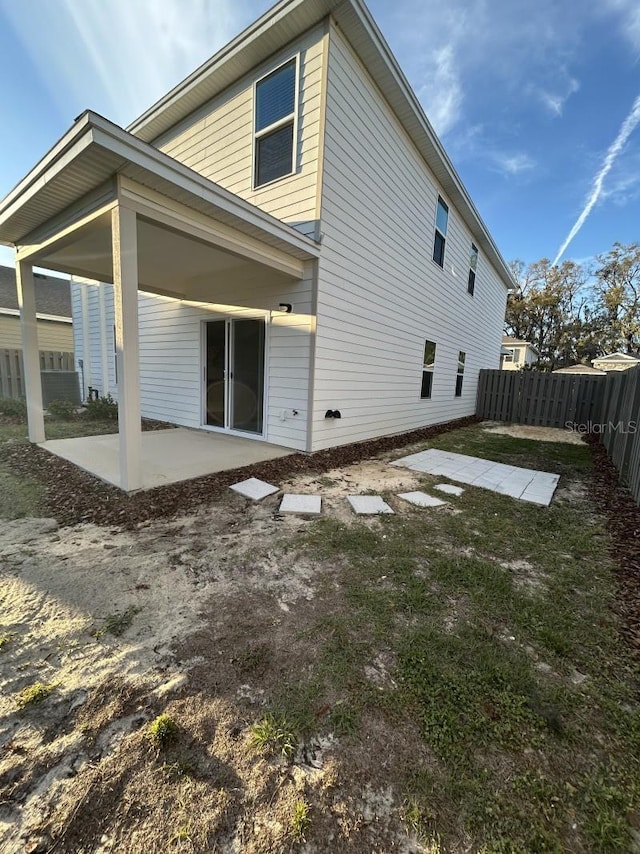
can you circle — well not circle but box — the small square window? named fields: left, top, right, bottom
left=432, top=197, right=448, bottom=268
left=421, top=340, right=437, bottom=398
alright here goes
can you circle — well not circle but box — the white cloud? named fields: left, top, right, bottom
left=491, top=152, right=536, bottom=176
left=417, top=46, right=463, bottom=137
left=602, top=0, right=640, bottom=52
left=553, top=92, right=640, bottom=265
left=538, top=78, right=580, bottom=117
left=0, top=0, right=248, bottom=126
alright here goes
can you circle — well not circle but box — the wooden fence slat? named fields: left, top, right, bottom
left=0, top=349, right=75, bottom=401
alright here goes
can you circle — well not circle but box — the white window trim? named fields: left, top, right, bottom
left=252, top=54, right=300, bottom=191
left=433, top=195, right=449, bottom=268
left=420, top=340, right=437, bottom=399
left=468, top=243, right=478, bottom=295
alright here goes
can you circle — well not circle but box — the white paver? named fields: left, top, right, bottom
left=434, top=483, right=465, bottom=497
left=397, top=491, right=447, bottom=508
left=279, top=494, right=322, bottom=514
left=230, top=477, right=279, bottom=501
left=348, top=495, right=394, bottom=515
left=392, top=449, right=559, bottom=505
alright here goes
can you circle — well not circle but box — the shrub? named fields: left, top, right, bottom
left=47, top=399, right=78, bottom=420
left=84, top=393, right=118, bottom=421
left=0, top=397, right=27, bottom=419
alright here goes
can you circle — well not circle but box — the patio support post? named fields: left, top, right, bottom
left=16, top=259, right=45, bottom=443
left=112, top=204, right=142, bottom=491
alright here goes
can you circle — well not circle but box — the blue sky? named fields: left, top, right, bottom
left=0, top=0, right=639, bottom=275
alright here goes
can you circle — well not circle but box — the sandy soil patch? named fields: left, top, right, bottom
left=481, top=423, right=585, bottom=445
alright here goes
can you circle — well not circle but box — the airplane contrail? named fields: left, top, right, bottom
left=553, top=92, right=640, bottom=266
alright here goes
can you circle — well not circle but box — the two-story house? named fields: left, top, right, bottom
left=0, top=0, right=514, bottom=491
left=500, top=337, right=539, bottom=371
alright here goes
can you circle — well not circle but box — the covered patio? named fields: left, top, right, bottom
left=41, top=428, right=292, bottom=490
left=0, top=111, right=319, bottom=492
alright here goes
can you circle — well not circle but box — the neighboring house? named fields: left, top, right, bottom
left=0, top=265, right=72, bottom=352
left=591, top=352, right=640, bottom=373
left=0, top=0, right=515, bottom=489
left=552, top=364, right=606, bottom=376
left=500, top=337, right=538, bottom=371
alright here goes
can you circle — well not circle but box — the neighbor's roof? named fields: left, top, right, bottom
left=552, top=364, right=606, bottom=376
left=0, top=265, right=71, bottom=319
left=127, top=0, right=516, bottom=291
left=502, top=336, right=538, bottom=353
left=591, top=352, right=640, bottom=363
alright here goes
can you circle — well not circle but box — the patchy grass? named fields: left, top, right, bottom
left=0, top=463, right=45, bottom=519
left=290, top=798, right=311, bottom=842
left=289, top=426, right=640, bottom=852
left=16, top=682, right=56, bottom=709
left=146, top=714, right=179, bottom=749
left=1, top=422, right=638, bottom=853
left=94, top=606, right=141, bottom=639
left=249, top=713, right=297, bottom=758
left=0, top=631, right=14, bottom=651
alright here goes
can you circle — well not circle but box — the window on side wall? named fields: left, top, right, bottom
left=421, top=340, right=437, bottom=398
left=254, top=58, right=297, bottom=188
left=468, top=243, right=478, bottom=295
left=432, top=196, right=448, bottom=267
left=455, top=351, right=466, bottom=397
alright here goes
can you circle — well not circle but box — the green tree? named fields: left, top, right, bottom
left=592, top=242, right=640, bottom=354
left=505, top=258, right=590, bottom=370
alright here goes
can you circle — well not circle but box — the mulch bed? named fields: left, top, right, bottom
left=0, top=415, right=478, bottom=530
left=587, top=434, right=640, bottom=657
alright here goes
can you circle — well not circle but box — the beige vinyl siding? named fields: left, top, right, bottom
left=71, top=273, right=314, bottom=451
left=310, top=25, right=508, bottom=450
left=154, top=23, right=326, bottom=241
left=0, top=314, right=73, bottom=351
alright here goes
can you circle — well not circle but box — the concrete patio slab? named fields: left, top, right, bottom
left=392, top=449, right=559, bottom=505
left=279, top=494, right=322, bottom=514
left=397, top=491, right=447, bottom=508
left=348, top=495, right=394, bottom=515
left=434, top=483, right=465, bottom=497
left=40, top=428, right=292, bottom=491
left=230, top=477, right=280, bottom=501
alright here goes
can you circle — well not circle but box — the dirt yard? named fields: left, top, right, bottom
left=1, top=423, right=639, bottom=853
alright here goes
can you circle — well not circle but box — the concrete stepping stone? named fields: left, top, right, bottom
left=230, top=477, right=279, bottom=501
left=279, top=494, right=322, bottom=514
left=397, top=491, right=447, bottom=508
left=434, top=483, right=465, bottom=497
left=348, top=495, right=394, bottom=515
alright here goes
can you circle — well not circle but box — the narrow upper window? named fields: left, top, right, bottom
left=432, top=196, right=449, bottom=267
left=455, top=351, right=466, bottom=397
left=467, top=243, right=478, bottom=295
left=254, top=58, right=297, bottom=188
left=421, top=340, right=437, bottom=398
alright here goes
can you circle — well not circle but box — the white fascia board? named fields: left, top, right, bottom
left=0, top=113, right=95, bottom=240
left=90, top=116, right=320, bottom=259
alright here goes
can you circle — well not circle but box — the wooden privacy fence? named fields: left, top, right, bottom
left=0, top=349, right=75, bottom=400
left=476, top=366, right=640, bottom=506
left=476, top=370, right=606, bottom=428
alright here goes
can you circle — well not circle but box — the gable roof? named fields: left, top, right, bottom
left=591, top=352, right=640, bottom=363
left=127, top=0, right=515, bottom=291
left=502, top=336, right=538, bottom=354
left=0, top=265, right=71, bottom=318
left=553, top=364, right=606, bottom=376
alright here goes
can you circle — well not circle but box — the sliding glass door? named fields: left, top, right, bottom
left=204, top=318, right=265, bottom=436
